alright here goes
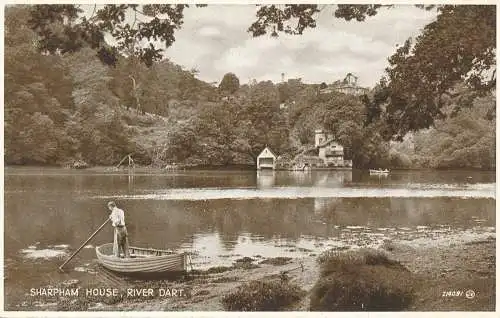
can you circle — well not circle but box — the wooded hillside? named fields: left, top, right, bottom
left=4, top=5, right=495, bottom=170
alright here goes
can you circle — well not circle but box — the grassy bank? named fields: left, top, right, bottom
left=310, top=249, right=414, bottom=311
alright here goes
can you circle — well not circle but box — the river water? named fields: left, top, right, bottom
left=3, top=167, right=496, bottom=309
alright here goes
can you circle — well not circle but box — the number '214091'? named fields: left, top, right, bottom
left=442, top=290, right=463, bottom=297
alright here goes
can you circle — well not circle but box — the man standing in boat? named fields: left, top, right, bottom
left=107, top=201, right=130, bottom=258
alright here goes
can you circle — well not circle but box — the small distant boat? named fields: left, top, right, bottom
left=369, top=169, right=390, bottom=175
left=95, top=243, right=187, bottom=275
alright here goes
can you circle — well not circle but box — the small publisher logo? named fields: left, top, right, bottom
left=465, top=290, right=475, bottom=299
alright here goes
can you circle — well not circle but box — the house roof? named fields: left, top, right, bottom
left=317, top=138, right=343, bottom=148
left=257, top=146, right=278, bottom=158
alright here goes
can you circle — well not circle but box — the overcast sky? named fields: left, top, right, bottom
left=165, top=5, right=437, bottom=87
left=84, top=4, right=437, bottom=88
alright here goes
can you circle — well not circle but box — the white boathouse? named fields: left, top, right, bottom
left=257, top=147, right=277, bottom=170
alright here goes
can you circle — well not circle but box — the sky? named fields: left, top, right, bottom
left=87, top=4, right=438, bottom=88
left=167, top=5, right=438, bottom=87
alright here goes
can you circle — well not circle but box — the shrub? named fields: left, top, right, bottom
left=205, top=266, right=233, bottom=274
left=212, top=276, right=239, bottom=283
left=234, top=257, right=255, bottom=263
left=233, top=262, right=260, bottom=270
left=259, top=257, right=293, bottom=266
left=318, top=249, right=408, bottom=275
left=233, top=257, right=260, bottom=270
left=311, top=248, right=414, bottom=311
left=222, top=280, right=304, bottom=311
left=136, top=115, right=156, bottom=127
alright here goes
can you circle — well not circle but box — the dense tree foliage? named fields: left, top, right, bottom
left=250, top=4, right=496, bottom=139
left=219, top=73, right=240, bottom=95
left=24, top=5, right=495, bottom=137
left=162, top=80, right=290, bottom=165
left=27, top=4, right=206, bottom=67
left=390, top=93, right=495, bottom=169
left=5, top=6, right=74, bottom=164
left=285, top=88, right=391, bottom=168
left=107, top=58, right=218, bottom=117
left=63, top=48, right=137, bottom=165
left=5, top=5, right=495, bottom=170
left=378, top=5, right=495, bottom=139
left=6, top=6, right=136, bottom=165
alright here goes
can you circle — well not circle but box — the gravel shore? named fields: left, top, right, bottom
left=13, top=233, right=495, bottom=311
left=98, top=234, right=496, bottom=311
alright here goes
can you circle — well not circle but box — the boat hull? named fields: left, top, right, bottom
left=369, top=169, right=390, bottom=174
left=95, top=243, right=187, bottom=275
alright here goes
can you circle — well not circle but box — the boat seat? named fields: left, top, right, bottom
left=129, top=253, right=149, bottom=258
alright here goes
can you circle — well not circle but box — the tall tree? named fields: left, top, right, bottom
left=374, top=5, right=496, bottom=139
left=5, top=6, right=74, bottom=164
left=219, top=72, right=240, bottom=95
left=13, top=4, right=496, bottom=168
left=249, top=5, right=496, bottom=139
left=390, top=92, right=495, bottom=170
left=27, top=4, right=207, bottom=67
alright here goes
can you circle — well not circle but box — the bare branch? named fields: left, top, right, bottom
left=87, top=4, right=97, bottom=22
left=489, top=69, right=496, bottom=85
left=131, top=6, right=137, bottom=30
left=131, top=6, right=148, bottom=17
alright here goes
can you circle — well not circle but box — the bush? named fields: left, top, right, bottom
left=233, top=257, right=260, bottom=270
left=234, top=257, right=255, bottom=263
left=136, top=115, right=156, bottom=127
left=222, top=280, right=304, bottom=311
left=259, top=257, right=292, bottom=266
left=233, top=262, right=260, bottom=270
left=311, top=249, right=414, bottom=311
left=205, top=266, right=233, bottom=274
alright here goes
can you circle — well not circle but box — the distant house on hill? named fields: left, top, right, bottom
left=315, top=129, right=352, bottom=167
left=257, top=146, right=277, bottom=170
left=320, top=73, right=369, bottom=96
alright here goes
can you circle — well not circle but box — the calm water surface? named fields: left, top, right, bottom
left=3, top=167, right=496, bottom=309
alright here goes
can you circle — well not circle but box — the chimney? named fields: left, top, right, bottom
left=314, top=129, right=325, bottom=147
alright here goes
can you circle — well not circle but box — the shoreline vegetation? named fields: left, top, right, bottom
left=5, top=6, right=495, bottom=172
left=12, top=234, right=495, bottom=312
left=4, top=165, right=496, bottom=173
left=4, top=5, right=495, bottom=313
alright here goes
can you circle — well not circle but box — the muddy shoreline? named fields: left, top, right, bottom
left=11, top=234, right=495, bottom=312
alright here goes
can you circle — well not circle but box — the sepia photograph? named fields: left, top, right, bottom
left=2, top=2, right=497, bottom=313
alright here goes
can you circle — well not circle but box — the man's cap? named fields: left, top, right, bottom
left=107, top=201, right=116, bottom=207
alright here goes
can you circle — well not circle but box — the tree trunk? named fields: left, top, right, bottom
left=129, top=75, right=141, bottom=115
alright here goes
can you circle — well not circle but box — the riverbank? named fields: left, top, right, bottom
left=4, top=165, right=255, bottom=174
left=273, top=167, right=353, bottom=171
left=13, top=233, right=495, bottom=311
left=389, top=237, right=496, bottom=311
left=118, top=234, right=496, bottom=311
left=5, top=165, right=495, bottom=174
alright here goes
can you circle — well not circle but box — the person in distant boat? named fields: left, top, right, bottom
left=107, top=201, right=130, bottom=258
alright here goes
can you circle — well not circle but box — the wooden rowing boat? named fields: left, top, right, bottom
left=369, top=169, right=390, bottom=175
left=95, top=243, right=187, bottom=275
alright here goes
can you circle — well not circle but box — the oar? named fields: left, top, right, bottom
left=58, top=218, right=110, bottom=272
